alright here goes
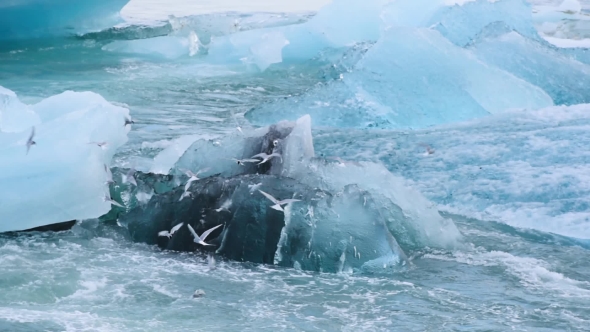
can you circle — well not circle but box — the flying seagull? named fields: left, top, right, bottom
left=187, top=224, right=223, bottom=246
left=182, top=168, right=209, bottom=192
left=179, top=190, right=192, bottom=202
left=231, top=158, right=259, bottom=166
left=419, top=143, right=435, bottom=156
left=124, top=117, right=134, bottom=127
left=103, top=194, right=124, bottom=208
left=258, top=189, right=301, bottom=212
left=215, top=199, right=232, bottom=213
left=158, top=222, right=184, bottom=239
left=122, top=168, right=137, bottom=186
left=104, top=164, right=115, bottom=185
left=89, top=141, right=108, bottom=149
left=26, top=126, right=36, bottom=155
left=251, top=152, right=282, bottom=165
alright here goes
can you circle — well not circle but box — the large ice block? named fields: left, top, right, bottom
left=246, top=28, right=553, bottom=129
left=0, top=87, right=129, bottom=232
left=0, top=0, right=130, bottom=40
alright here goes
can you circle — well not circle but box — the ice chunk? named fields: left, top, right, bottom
left=383, top=0, right=539, bottom=46
left=248, top=32, right=290, bottom=71
left=114, top=172, right=408, bottom=273
left=0, top=0, right=129, bottom=40
left=471, top=30, right=590, bottom=105
left=247, top=28, right=553, bottom=129
left=0, top=87, right=129, bottom=232
left=106, top=115, right=460, bottom=271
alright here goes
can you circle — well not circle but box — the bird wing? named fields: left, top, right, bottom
left=104, top=164, right=113, bottom=181
left=158, top=231, right=170, bottom=237
left=200, top=224, right=223, bottom=242
left=170, top=222, right=184, bottom=235
left=258, top=190, right=279, bottom=204
left=278, top=199, right=301, bottom=205
left=180, top=169, right=195, bottom=177
left=243, top=159, right=260, bottom=163
left=270, top=204, right=284, bottom=212
left=110, top=200, right=125, bottom=208
left=250, top=153, right=268, bottom=160
left=28, top=126, right=35, bottom=142
left=187, top=224, right=202, bottom=243
left=184, top=179, right=194, bottom=192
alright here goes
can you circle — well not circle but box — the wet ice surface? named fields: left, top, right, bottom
left=0, top=218, right=588, bottom=331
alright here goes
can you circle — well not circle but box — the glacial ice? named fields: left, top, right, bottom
left=247, top=28, right=553, bottom=129
left=470, top=30, right=590, bottom=105
left=0, top=0, right=130, bottom=40
left=0, top=87, right=129, bottom=232
left=108, top=115, right=461, bottom=272
left=384, top=0, right=540, bottom=46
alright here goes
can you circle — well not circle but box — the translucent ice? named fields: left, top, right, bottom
left=109, top=115, right=461, bottom=272
left=247, top=28, right=553, bottom=129
left=0, top=0, right=129, bottom=40
left=471, top=30, right=590, bottom=105
left=0, top=87, right=129, bottom=232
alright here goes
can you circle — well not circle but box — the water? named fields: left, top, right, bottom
left=0, top=217, right=588, bottom=331
left=1, top=0, right=590, bottom=331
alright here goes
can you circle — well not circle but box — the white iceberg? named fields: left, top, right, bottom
left=0, top=87, right=129, bottom=232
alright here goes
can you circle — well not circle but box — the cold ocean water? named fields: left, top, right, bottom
left=1, top=0, right=590, bottom=331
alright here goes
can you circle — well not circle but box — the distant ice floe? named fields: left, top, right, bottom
left=0, top=86, right=129, bottom=232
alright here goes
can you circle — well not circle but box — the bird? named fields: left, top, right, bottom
left=26, top=126, right=36, bottom=155
left=248, top=183, right=262, bottom=193
left=231, top=158, right=259, bottom=166
left=104, top=164, right=115, bottom=185
left=232, top=113, right=243, bottom=135
left=182, top=168, right=209, bottom=192
left=258, top=190, right=301, bottom=212
left=124, top=117, right=134, bottom=127
left=122, top=168, right=137, bottom=186
left=192, top=289, right=206, bottom=298
left=89, top=141, right=108, bottom=149
left=215, top=199, right=232, bottom=213
left=419, top=143, right=435, bottom=156
left=251, top=152, right=282, bottom=165
left=158, top=222, right=184, bottom=239
left=104, top=194, right=124, bottom=208
left=187, top=223, right=223, bottom=246
left=179, top=190, right=192, bottom=202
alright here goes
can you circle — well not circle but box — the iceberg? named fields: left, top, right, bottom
left=471, top=30, right=590, bottom=105
left=247, top=28, right=553, bottom=129
left=0, top=87, right=129, bottom=232
left=0, top=0, right=130, bottom=40
left=106, top=115, right=461, bottom=273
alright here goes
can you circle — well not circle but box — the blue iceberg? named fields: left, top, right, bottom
left=0, top=0, right=129, bottom=40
